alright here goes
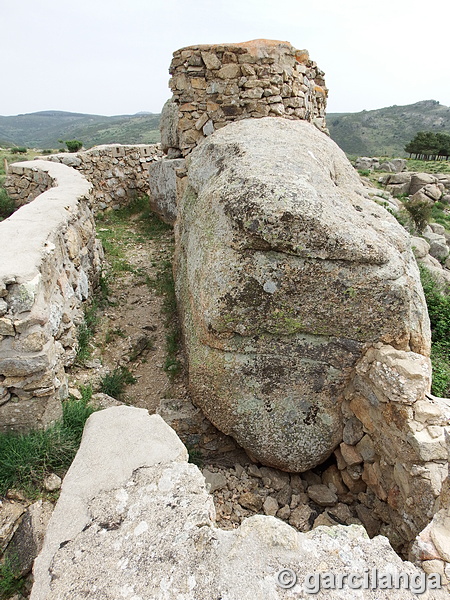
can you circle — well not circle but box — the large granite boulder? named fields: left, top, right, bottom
left=31, top=406, right=444, bottom=600
left=174, top=117, right=430, bottom=472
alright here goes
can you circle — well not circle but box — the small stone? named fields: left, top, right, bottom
left=276, top=505, right=291, bottom=521
left=340, top=442, right=363, bottom=466
left=0, top=317, right=15, bottom=336
left=356, top=435, right=376, bottom=463
left=289, top=474, right=304, bottom=493
left=321, top=465, right=349, bottom=496
left=276, top=484, right=292, bottom=507
left=44, top=473, right=62, bottom=491
left=302, top=470, right=321, bottom=487
left=343, top=417, right=364, bottom=445
left=239, top=492, right=263, bottom=512
left=341, top=469, right=367, bottom=494
left=247, top=464, right=262, bottom=478
left=289, top=504, right=314, bottom=531
left=263, top=496, right=279, bottom=516
left=202, top=469, right=227, bottom=492
left=313, top=511, right=337, bottom=529
left=355, top=505, right=381, bottom=538
left=328, top=503, right=354, bottom=525
left=259, top=467, right=289, bottom=491
left=234, top=464, right=244, bottom=478
left=334, top=447, right=347, bottom=470
left=307, top=484, right=338, bottom=507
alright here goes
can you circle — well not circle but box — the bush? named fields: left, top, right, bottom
left=64, top=140, right=83, bottom=153
left=403, top=198, right=433, bottom=233
left=0, top=187, right=15, bottom=221
left=10, top=147, right=27, bottom=154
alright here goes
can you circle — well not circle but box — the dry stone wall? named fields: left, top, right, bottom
left=0, top=160, right=103, bottom=432
left=5, top=144, right=164, bottom=212
left=340, top=345, right=450, bottom=554
left=162, top=39, right=328, bottom=157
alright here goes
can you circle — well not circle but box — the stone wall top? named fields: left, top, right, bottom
left=1, top=160, right=92, bottom=287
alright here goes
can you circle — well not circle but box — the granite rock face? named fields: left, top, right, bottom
left=31, top=405, right=444, bottom=600
left=174, top=117, right=430, bottom=472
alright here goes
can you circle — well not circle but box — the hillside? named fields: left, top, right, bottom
left=327, top=100, right=450, bottom=157
left=0, top=110, right=161, bottom=149
left=3, top=100, right=450, bottom=156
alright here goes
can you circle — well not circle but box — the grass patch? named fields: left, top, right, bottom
left=419, top=264, right=450, bottom=396
left=0, top=386, right=96, bottom=497
left=99, top=366, right=136, bottom=399
left=0, top=552, right=25, bottom=600
left=406, top=159, right=450, bottom=174
left=76, top=301, right=100, bottom=363
left=148, top=259, right=181, bottom=378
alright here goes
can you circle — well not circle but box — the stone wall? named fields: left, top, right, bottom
left=340, top=344, right=450, bottom=554
left=0, top=160, right=103, bottom=432
left=5, top=144, right=164, bottom=212
left=162, top=39, right=328, bottom=157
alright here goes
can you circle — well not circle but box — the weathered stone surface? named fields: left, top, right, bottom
left=148, top=158, right=185, bottom=224
left=175, top=117, right=430, bottom=472
left=31, top=405, right=444, bottom=599
left=160, top=98, right=180, bottom=153
left=6, top=500, right=53, bottom=576
left=31, top=406, right=188, bottom=600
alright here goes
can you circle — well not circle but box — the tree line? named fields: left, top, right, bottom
left=405, top=131, right=450, bottom=160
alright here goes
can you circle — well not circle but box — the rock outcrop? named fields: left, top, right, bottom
left=31, top=406, right=445, bottom=600
left=174, top=117, right=430, bottom=472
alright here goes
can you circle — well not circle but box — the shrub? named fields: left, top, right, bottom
left=0, top=187, right=15, bottom=221
left=403, top=198, right=433, bottom=233
left=64, top=140, right=83, bottom=153
left=10, top=147, right=27, bottom=154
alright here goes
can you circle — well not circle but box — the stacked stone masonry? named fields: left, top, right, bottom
left=0, top=161, right=103, bottom=432
left=163, top=39, right=328, bottom=157
left=4, top=144, right=164, bottom=212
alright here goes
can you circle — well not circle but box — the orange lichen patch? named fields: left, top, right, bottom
left=182, top=39, right=293, bottom=56
left=295, top=49, right=310, bottom=63
left=314, top=85, right=328, bottom=97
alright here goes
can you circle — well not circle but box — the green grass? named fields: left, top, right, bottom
left=76, top=301, right=101, bottom=363
left=406, top=159, right=450, bottom=174
left=0, top=552, right=26, bottom=600
left=99, top=367, right=136, bottom=399
left=147, top=259, right=181, bottom=378
left=0, top=387, right=97, bottom=497
left=419, top=265, right=450, bottom=396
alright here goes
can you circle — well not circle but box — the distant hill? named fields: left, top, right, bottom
left=327, top=100, right=450, bottom=157
left=3, top=100, right=450, bottom=156
left=0, top=110, right=162, bottom=149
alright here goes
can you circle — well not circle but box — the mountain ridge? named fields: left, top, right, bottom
left=2, top=100, right=450, bottom=156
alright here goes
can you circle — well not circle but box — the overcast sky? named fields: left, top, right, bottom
left=1, top=0, right=449, bottom=117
